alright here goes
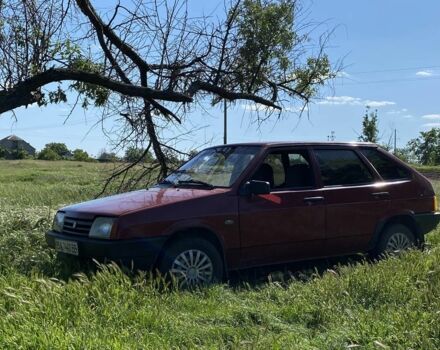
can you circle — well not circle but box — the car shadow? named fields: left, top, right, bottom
left=52, top=252, right=371, bottom=289
left=227, top=253, right=369, bottom=288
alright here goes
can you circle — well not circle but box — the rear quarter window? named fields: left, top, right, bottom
left=360, top=148, right=411, bottom=181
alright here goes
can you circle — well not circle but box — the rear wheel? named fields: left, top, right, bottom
left=158, top=237, right=223, bottom=287
left=375, top=224, right=416, bottom=257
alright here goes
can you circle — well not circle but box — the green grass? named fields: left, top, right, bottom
left=413, top=164, right=440, bottom=174
left=1, top=160, right=440, bottom=349
left=431, top=180, right=440, bottom=197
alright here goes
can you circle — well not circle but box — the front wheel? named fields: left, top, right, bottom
left=158, top=237, right=223, bottom=287
left=374, top=224, right=416, bottom=257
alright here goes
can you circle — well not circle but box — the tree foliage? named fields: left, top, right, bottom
left=0, top=0, right=338, bottom=192
left=124, top=147, right=153, bottom=163
left=38, top=148, right=61, bottom=161
left=11, top=148, right=29, bottom=160
left=359, top=107, right=379, bottom=143
left=407, top=128, right=440, bottom=165
left=38, top=143, right=70, bottom=160
left=72, top=149, right=91, bottom=162
left=98, top=150, right=119, bottom=163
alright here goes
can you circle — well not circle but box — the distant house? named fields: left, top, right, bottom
left=0, top=135, right=36, bottom=158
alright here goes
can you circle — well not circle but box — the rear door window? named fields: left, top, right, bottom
left=360, top=148, right=411, bottom=181
left=314, top=149, right=374, bottom=186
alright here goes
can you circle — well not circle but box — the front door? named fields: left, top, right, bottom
left=238, top=148, right=326, bottom=267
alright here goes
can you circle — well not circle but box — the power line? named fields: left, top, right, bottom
left=336, top=76, right=440, bottom=86
left=345, top=65, right=440, bottom=75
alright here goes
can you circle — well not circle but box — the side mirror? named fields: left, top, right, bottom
left=244, top=180, right=271, bottom=195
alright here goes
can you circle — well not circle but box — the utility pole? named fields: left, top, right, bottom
left=327, top=131, right=335, bottom=141
left=394, top=128, right=397, bottom=154
left=223, top=99, right=227, bottom=145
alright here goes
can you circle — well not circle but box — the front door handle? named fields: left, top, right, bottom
left=303, top=196, right=324, bottom=204
left=371, top=191, right=390, bottom=199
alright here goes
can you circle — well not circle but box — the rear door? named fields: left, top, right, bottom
left=312, top=147, right=390, bottom=255
left=238, top=147, right=326, bottom=267
left=359, top=147, right=418, bottom=211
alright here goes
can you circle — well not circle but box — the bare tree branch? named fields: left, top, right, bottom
left=0, top=68, right=192, bottom=114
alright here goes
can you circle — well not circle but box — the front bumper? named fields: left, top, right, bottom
left=414, top=212, right=440, bottom=235
left=46, top=231, right=168, bottom=268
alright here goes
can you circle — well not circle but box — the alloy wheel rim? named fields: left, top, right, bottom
left=385, top=232, right=412, bottom=253
left=170, top=249, right=214, bottom=286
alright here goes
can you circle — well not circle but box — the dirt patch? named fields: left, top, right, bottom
left=419, top=171, right=440, bottom=181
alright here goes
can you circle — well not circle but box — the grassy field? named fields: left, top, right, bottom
left=0, top=160, right=440, bottom=349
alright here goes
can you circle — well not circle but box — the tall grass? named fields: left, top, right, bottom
left=0, top=160, right=439, bottom=348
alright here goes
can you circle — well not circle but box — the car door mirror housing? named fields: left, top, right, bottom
left=244, top=180, right=271, bottom=195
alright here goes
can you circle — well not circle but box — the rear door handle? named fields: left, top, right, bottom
left=303, top=196, right=324, bottom=204
left=371, top=191, right=390, bottom=199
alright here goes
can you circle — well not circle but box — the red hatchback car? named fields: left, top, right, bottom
left=46, top=142, right=439, bottom=286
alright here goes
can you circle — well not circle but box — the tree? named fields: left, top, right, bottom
left=0, top=147, right=7, bottom=159
left=98, top=150, right=119, bottom=163
left=407, top=128, right=440, bottom=165
left=38, top=143, right=70, bottom=160
left=0, top=0, right=337, bottom=193
left=38, top=148, right=61, bottom=161
left=359, top=107, right=379, bottom=143
left=11, top=148, right=29, bottom=160
left=188, top=150, right=199, bottom=160
left=73, top=149, right=91, bottom=162
left=124, top=147, right=153, bottom=163
left=393, top=147, right=411, bottom=163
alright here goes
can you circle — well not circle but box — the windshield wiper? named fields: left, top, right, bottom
left=157, top=179, right=176, bottom=186
left=177, top=179, right=214, bottom=189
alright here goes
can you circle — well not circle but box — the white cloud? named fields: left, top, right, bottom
left=385, top=108, right=413, bottom=119
left=336, top=71, right=351, bottom=78
left=241, top=104, right=307, bottom=113
left=387, top=108, right=408, bottom=115
left=416, top=70, right=433, bottom=77
left=364, top=100, right=396, bottom=107
left=421, top=114, right=440, bottom=120
left=284, top=106, right=308, bottom=113
left=241, top=104, right=275, bottom=112
left=317, top=96, right=395, bottom=107
left=317, top=96, right=361, bottom=105
left=422, top=122, right=440, bottom=128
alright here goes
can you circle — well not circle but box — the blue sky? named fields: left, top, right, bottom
left=1, top=0, right=439, bottom=156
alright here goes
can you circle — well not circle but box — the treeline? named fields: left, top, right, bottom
left=358, top=108, right=440, bottom=166
left=0, top=142, right=194, bottom=164
left=0, top=143, right=162, bottom=163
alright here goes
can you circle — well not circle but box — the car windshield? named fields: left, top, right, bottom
left=162, top=146, right=261, bottom=188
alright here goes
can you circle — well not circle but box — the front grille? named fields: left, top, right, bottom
left=62, top=217, right=93, bottom=236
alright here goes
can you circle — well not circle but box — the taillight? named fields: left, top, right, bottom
left=434, top=196, right=439, bottom=212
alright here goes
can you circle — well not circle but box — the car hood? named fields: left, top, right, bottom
left=62, top=186, right=229, bottom=217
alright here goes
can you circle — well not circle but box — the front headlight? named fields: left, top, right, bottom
left=89, top=217, right=116, bottom=239
left=53, top=212, right=65, bottom=232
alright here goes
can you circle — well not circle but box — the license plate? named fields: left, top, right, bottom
left=55, top=239, right=79, bottom=256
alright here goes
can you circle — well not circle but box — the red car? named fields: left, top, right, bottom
left=46, top=142, right=439, bottom=286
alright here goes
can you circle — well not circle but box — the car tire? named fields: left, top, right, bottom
left=158, top=237, right=224, bottom=287
left=374, top=223, right=416, bottom=257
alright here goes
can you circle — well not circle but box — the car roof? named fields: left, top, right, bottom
left=208, top=141, right=378, bottom=148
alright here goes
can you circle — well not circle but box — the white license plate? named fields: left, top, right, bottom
left=55, top=239, right=79, bottom=256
